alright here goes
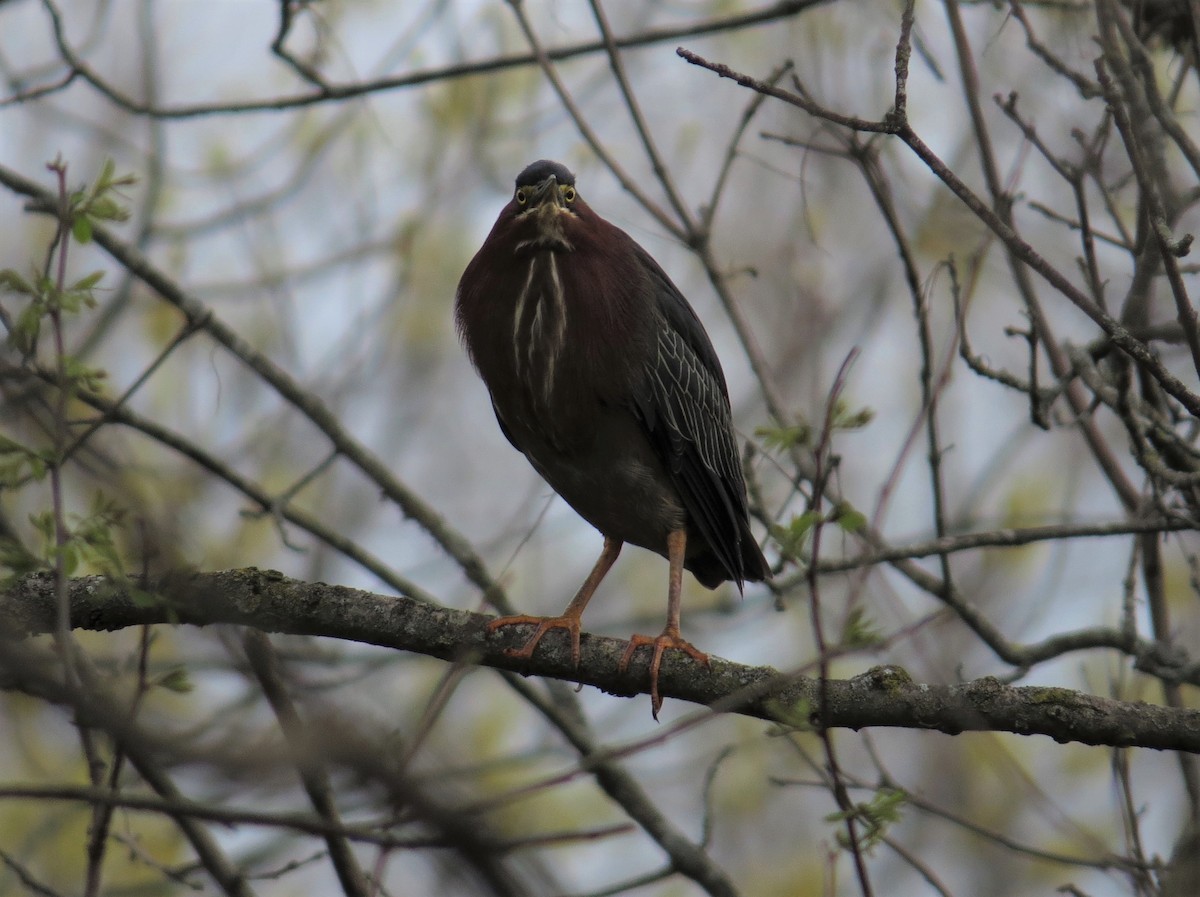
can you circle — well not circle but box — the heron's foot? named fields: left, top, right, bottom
left=619, top=629, right=709, bottom=719
left=487, top=614, right=583, bottom=666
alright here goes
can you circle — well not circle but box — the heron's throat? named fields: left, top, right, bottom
left=509, top=248, right=569, bottom=416
left=516, top=203, right=574, bottom=254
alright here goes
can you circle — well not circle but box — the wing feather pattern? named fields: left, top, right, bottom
left=628, top=245, right=762, bottom=588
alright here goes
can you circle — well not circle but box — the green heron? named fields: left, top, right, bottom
left=456, top=160, right=769, bottom=716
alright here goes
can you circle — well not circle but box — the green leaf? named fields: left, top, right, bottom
left=64, top=357, right=107, bottom=392
left=89, top=490, right=121, bottom=518
left=764, top=695, right=814, bottom=731
left=72, top=214, right=94, bottom=244
left=0, top=458, right=27, bottom=487
left=27, top=453, right=47, bottom=481
left=65, top=292, right=98, bottom=313
left=0, top=437, right=43, bottom=487
left=93, top=159, right=136, bottom=193
left=0, top=538, right=43, bottom=579
left=28, top=511, right=55, bottom=543
left=840, top=606, right=883, bottom=649
left=756, top=420, right=812, bottom=452
left=826, top=787, right=906, bottom=853
left=0, top=268, right=35, bottom=295
left=130, top=587, right=162, bottom=608
left=833, top=502, right=866, bottom=533
left=70, top=270, right=105, bottom=292
left=831, top=400, right=874, bottom=431
left=10, top=301, right=43, bottom=354
left=59, top=541, right=80, bottom=577
left=790, top=511, right=821, bottom=538
left=0, top=434, right=31, bottom=455
left=155, top=668, right=194, bottom=693
left=87, top=196, right=128, bottom=222
left=776, top=510, right=822, bottom=557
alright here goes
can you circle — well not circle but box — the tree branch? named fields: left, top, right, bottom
left=11, top=0, right=830, bottom=118
left=3, top=569, right=1198, bottom=753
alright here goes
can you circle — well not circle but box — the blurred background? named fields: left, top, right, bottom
left=1, top=1, right=1198, bottom=895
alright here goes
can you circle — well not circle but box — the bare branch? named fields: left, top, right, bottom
left=3, top=569, right=1199, bottom=752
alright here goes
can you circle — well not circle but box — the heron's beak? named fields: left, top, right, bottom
left=531, top=175, right=565, bottom=209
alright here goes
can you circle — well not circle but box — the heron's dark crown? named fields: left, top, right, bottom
left=516, top=160, right=575, bottom=189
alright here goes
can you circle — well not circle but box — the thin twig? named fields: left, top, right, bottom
left=243, top=631, right=370, bottom=897
left=807, top=348, right=875, bottom=897
left=16, top=0, right=830, bottom=118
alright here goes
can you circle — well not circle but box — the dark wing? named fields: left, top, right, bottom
left=628, top=244, right=765, bottom=588
left=490, top=402, right=518, bottom=451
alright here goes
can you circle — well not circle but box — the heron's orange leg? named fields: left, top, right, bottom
left=619, top=529, right=709, bottom=718
left=487, top=537, right=622, bottom=666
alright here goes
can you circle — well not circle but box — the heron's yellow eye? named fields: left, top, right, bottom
left=515, top=187, right=531, bottom=205
left=561, top=186, right=576, bottom=203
